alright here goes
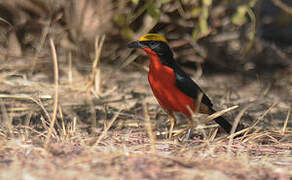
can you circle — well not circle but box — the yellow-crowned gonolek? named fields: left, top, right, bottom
left=128, top=33, right=242, bottom=138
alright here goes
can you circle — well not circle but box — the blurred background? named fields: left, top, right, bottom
left=0, top=0, right=291, bottom=75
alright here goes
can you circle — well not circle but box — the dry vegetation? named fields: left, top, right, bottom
left=0, top=0, right=291, bottom=179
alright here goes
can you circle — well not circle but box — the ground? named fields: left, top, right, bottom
left=0, top=64, right=291, bottom=180
left=0, top=0, right=292, bottom=179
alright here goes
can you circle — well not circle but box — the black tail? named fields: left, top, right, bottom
left=209, top=108, right=243, bottom=134
left=214, top=115, right=232, bottom=133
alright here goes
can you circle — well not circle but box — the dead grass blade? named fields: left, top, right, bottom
left=120, top=53, right=139, bottom=69
left=8, top=32, right=22, bottom=56
left=203, top=105, right=239, bottom=124
left=93, top=108, right=123, bottom=147
left=0, top=101, right=13, bottom=135
left=143, top=101, right=156, bottom=153
left=0, top=94, right=51, bottom=100
left=44, top=38, right=59, bottom=150
left=68, top=51, right=73, bottom=84
left=228, top=105, right=250, bottom=153
left=242, top=131, right=271, bottom=143
left=227, top=128, right=249, bottom=140
left=31, top=24, right=50, bottom=74
left=89, top=97, right=97, bottom=132
left=193, top=93, right=205, bottom=138
left=0, top=94, right=51, bottom=130
left=19, top=125, right=47, bottom=137
left=208, top=127, right=219, bottom=141
left=183, top=93, right=207, bottom=139
left=0, top=17, right=12, bottom=27
left=281, top=107, right=291, bottom=135
left=242, top=102, right=278, bottom=140
left=58, top=106, right=66, bottom=138
left=87, top=34, right=106, bottom=97
left=24, top=111, right=33, bottom=139
left=67, top=117, right=77, bottom=136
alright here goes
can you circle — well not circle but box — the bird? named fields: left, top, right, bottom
left=128, top=33, right=239, bottom=139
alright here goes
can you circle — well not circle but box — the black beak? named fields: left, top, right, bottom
left=128, top=41, right=142, bottom=48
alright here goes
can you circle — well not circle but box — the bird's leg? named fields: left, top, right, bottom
left=167, top=112, right=176, bottom=139
left=173, top=118, right=193, bottom=138
left=186, top=118, right=193, bottom=139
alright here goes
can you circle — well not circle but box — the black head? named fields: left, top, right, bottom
left=128, top=34, right=173, bottom=57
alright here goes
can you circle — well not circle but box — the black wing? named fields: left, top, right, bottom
left=172, top=64, right=213, bottom=108
left=158, top=50, right=212, bottom=108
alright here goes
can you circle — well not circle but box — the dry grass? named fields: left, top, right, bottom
left=0, top=0, right=291, bottom=179
left=0, top=63, right=291, bottom=179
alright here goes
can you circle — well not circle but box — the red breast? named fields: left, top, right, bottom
left=143, top=47, right=195, bottom=117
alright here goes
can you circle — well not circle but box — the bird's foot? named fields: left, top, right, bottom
left=172, top=127, right=189, bottom=138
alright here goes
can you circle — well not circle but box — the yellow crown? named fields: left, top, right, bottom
left=139, top=33, right=168, bottom=43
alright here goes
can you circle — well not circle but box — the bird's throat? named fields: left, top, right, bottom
left=143, top=47, right=162, bottom=73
